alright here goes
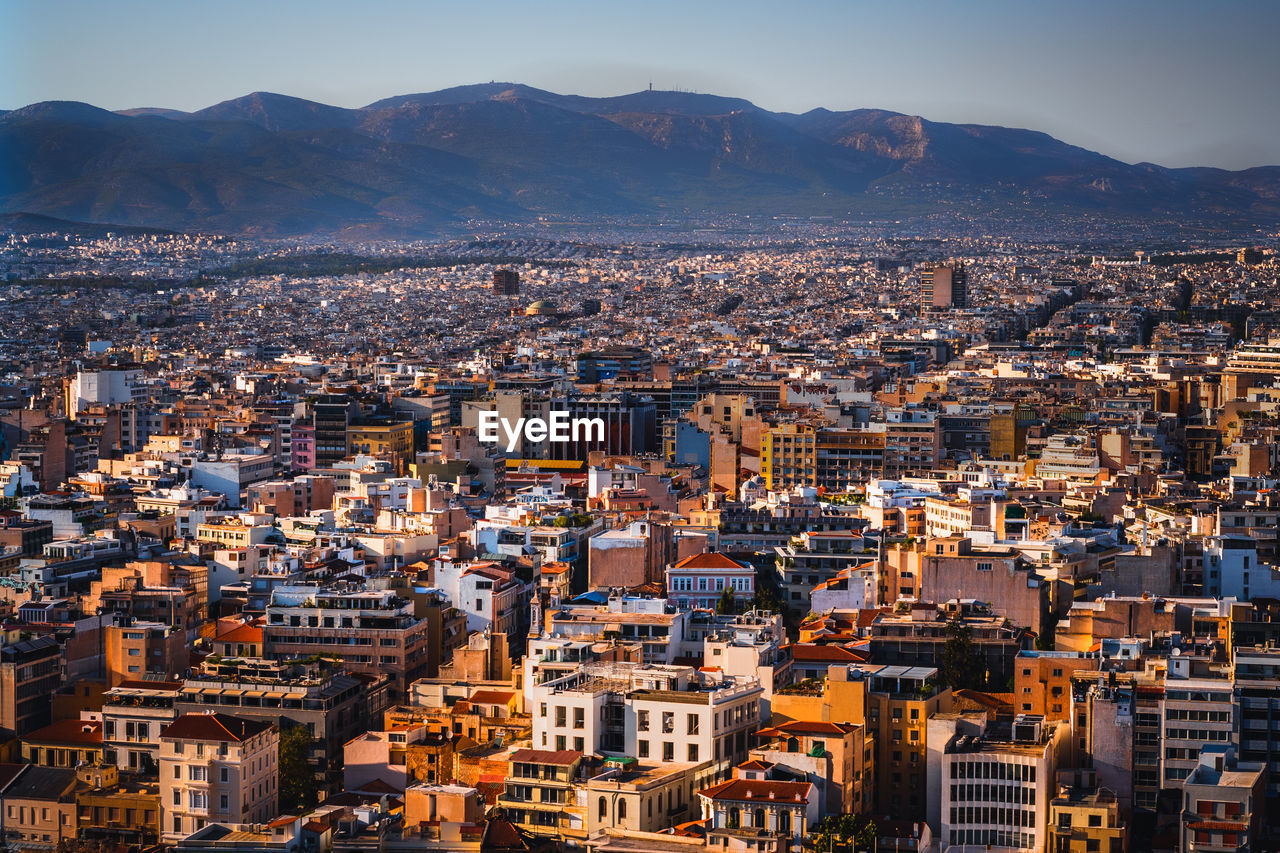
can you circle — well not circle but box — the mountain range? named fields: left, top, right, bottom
left=2, top=83, right=1278, bottom=237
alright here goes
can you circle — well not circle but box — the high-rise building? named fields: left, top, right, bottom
left=312, top=395, right=356, bottom=469
left=493, top=268, right=520, bottom=295
left=921, top=263, right=967, bottom=310
left=870, top=666, right=952, bottom=821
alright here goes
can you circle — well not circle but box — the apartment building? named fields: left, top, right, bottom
left=346, top=416, right=414, bottom=474
left=1233, top=645, right=1280, bottom=799
left=529, top=662, right=763, bottom=783
left=1179, top=745, right=1265, bottom=853
left=1049, top=778, right=1126, bottom=853
left=105, top=618, right=187, bottom=686
left=882, top=409, right=941, bottom=479
left=1161, top=676, right=1236, bottom=787
left=868, top=665, right=953, bottom=821
left=159, top=712, right=278, bottom=842
left=938, top=715, right=1062, bottom=853
left=751, top=719, right=873, bottom=815
left=760, top=423, right=816, bottom=490
left=586, top=759, right=705, bottom=837
left=698, top=765, right=819, bottom=853
left=774, top=530, right=871, bottom=615
left=496, top=748, right=593, bottom=842
left=263, top=585, right=431, bottom=699
left=919, top=536, right=1050, bottom=635
left=1014, top=650, right=1100, bottom=722
left=175, top=657, right=367, bottom=794
left=0, top=635, right=61, bottom=737
left=102, top=679, right=182, bottom=775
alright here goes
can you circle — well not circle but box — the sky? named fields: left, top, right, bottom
left=3, top=0, right=1278, bottom=170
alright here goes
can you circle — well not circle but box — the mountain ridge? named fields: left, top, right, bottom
left=3, top=85, right=1277, bottom=237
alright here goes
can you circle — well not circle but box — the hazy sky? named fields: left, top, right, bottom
left=4, top=0, right=1278, bottom=169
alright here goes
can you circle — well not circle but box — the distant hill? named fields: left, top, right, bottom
left=2, top=84, right=1277, bottom=237
left=0, top=211, right=175, bottom=238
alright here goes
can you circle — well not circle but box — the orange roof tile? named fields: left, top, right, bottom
left=672, top=552, right=746, bottom=570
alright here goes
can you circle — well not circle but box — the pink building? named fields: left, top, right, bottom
left=290, top=423, right=315, bottom=472
left=666, top=552, right=755, bottom=611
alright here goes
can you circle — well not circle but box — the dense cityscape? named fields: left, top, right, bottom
left=0, top=218, right=1277, bottom=853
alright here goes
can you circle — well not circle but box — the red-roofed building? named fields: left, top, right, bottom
left=697, top=765, right=819, bottom=851
left=787, top=643, right=865, bottom=681
left=159, top=712, right=278, bottom=842
left=21, top=718, right=104, bottom=768
left=751, top=719, right=872, bottom=815
left=210, top=620, right=264, bottom=657
left=666, top=552, right=754, bottom=611
left=498, top=749, right=594, bottom=843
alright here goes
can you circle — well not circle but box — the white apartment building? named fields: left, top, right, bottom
left=937, top=715, right=1060, bottom=853
left=102, top=680, right=181, bottom=774
left=528, top=662, right=763, bottom=782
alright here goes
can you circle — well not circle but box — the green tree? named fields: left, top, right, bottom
left=813, top=814, right=878, bottom=853
left=717, top=587, right=736, bottom=615
left=278, top=724, right=320, bottom=813
left=938, top=618, right=985, bottom=691
left=752, top=580, right=783, bottom=614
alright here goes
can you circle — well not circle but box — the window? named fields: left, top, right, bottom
left=637, top=711, right=649, bottom=731
left=688, top=744, right=699, bottom=761
left=662, top=712, right=674, bottom=734
left=663, top=742, right=674, bottom=762
left=976, top=562, right=992, bottom=572
left=574, top=707, right=584, bottom=729
left=687, top=714, right=700, bottom=735
left=638, top=740, right=649, bottom=758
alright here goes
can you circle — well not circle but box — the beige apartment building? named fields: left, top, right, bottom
left=159, top=712, right=278, bottom=842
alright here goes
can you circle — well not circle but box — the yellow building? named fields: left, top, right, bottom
left=496, top=748, right=589, bottom=842
left=347, top=417, right=415, bottom=473
left=770, top=663, right=869, bottom=727
left=1050, top=784, right=1126, bottom=853
left=867, top=665, right=952, bottom=822
left=75, top=763, right=162, bottom=847
left=21, top=719, right=105, bottom=767
left=760, top=424, right=817, bottom=490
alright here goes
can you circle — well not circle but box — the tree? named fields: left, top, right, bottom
left=717, top=587, right=736, bottom=615
left=278, top=724, right=320, bottom=813
left=938, top=618, right=985, bottom=691
left=813, top=814, right=878, bottom=853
